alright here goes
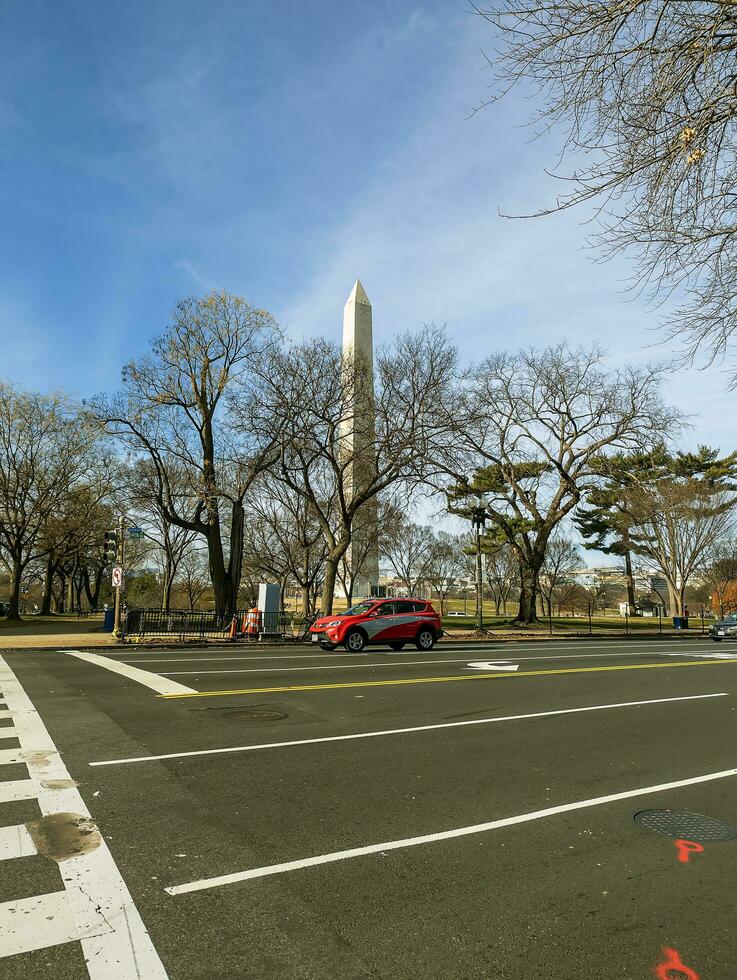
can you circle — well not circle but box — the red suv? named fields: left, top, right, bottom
left=310, top=598, right=443, bottom=653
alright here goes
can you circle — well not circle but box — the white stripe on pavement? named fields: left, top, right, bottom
left=0, top=728, right=17, bottom=740
left=0, top=654, right=168, bottom=976
left=167, top=762, right=737, bottom=894
left=120, top=640, right=710, bottom=665
left=0, top=747, right=22, bottom=765
left=0, top=778, right=37, bottom=803
left=64, top=649, right=196, bottom=695
left=0, top=824, right=36, bottom=861
left=161, top=649, right=694, bottom=675
left=89, top=693, right=727, bottom=768
left=0, top=892, right=84, bottom=957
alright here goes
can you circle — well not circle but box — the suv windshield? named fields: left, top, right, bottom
left=343, top=601, right=379, bottom=617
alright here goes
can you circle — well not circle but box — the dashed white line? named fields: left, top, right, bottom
left=166, top=762, right=737, bottom=894
left=88, top=693, right=727, bottom=768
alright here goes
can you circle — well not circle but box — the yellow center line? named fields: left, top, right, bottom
left=158, top=658, right=737, bottom=699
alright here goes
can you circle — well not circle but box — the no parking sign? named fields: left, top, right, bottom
left=111, top=565, right=124, bottom=589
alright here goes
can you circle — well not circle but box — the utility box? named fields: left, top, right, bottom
left=257, top=583, right=281, bottom=636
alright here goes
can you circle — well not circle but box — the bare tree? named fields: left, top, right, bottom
left=453, top=344, right=675, bottom=624
left=426, top=531, right=466, bottom=615
left=248, top=327, right=461, bottom=614
left=477, top=2, right=737, bottom=379
left=178, top=548, right=210, bottom=610
left=123, top=461, right=199, bottom=612
left=246, top=480, right=328, bottom=616
left=483, top=541, right=519, bottom=616
left=94, top=292, right=281, bottom=617
left=701, top=541, right=737, bottom=618
left=381, top=518, right=439, bottom=596
left=538, top=536, right=580, bottom=618
left=629, top=484, right=737, bottom=617
left=0, top=385, right=98, bottom=620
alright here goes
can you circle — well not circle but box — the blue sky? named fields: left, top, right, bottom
left=0, top=0, right=732, bottom=451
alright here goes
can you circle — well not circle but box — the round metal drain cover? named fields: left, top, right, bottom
left=223, top=709, right=287, bottom=722
left=634, top=809, right=737, bottom=842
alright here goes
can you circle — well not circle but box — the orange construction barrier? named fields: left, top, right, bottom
left=246, top=608, right=261, bottom=639
left=228, top=615, right=237, bottom=640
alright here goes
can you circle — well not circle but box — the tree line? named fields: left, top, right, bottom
left=1, top=291, right=736, bottom=624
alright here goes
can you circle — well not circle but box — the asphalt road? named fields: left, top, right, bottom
left=2, top=635, right=737, bottom=979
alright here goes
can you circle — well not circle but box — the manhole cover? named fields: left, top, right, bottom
left=634, top=809, right=737, bottom=842
left=223, top=709, right=287, bottom=722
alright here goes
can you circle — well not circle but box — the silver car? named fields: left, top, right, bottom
left=710, top=613, right=737, bottom=641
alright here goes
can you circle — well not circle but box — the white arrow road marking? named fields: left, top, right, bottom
left=466, top=661, right=519, bottom=672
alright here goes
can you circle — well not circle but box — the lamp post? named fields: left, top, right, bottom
left=470, top=501, right=488, bottom=633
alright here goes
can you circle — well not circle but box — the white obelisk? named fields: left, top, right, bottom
left=341, top=279, right=379, bottom=599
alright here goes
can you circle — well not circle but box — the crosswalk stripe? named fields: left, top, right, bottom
left=0, top=747, right=23, bottom=765
left=0, top=823, right=37, bottom=861
left=0, top=656, right=168, bottom=977
left=0, top=728, right=17, bottom=740
left=0, top=892, right=82, bottom=957
left=0, top=779, right=36, bottom=803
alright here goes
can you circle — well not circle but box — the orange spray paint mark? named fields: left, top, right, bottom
left=674, top=839, right=704, bottom=864
left=654, top=946, right=700, bottom=980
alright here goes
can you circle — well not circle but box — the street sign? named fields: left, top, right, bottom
left=126, top=527, right=144, bottom=540
left=112, top=565, right=124, bottom=589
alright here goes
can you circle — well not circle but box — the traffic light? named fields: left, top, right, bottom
left=103, top=530, right=118, bottom=562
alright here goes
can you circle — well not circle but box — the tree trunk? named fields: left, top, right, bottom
left=515, top=562, right=541, bottom=625
left=162, top=565, right=175, bottom=613
left=205, top=504, right=241, bottom=618
left=321, top=554, right=340, bottom=615
left=41, top=558, right=54, bottom=616
left=623, top=548, right=637, bottom=615
left=7, top=555, right=23, bottom=621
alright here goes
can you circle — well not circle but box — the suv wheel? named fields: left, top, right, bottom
left=416, top=628, right=435, bottom=651
left=345, top=629, right=367, bottom=653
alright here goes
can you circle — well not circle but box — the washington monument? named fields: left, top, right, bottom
left=341, top=279, right=379, bottom=598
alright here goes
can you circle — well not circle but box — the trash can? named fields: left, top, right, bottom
left=103, top=608, right=115, bottom=632
left=682, top=617, right=689, bottom=629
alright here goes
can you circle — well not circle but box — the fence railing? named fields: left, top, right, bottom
left=124, top=608, right=293, bottom=640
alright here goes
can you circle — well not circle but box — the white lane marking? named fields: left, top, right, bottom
left=165, top=658, right=505, bottom=675
left=466, top=661, right=519, bottom=672
left=0, top=892, right=85, bottom=957
left=0, top=747, right=22, bottom=764
left=117, top=640, right=711, bottom=664
left=0, top=655, right=168, bottom=976
left=0, top=778, right=36, bottom=803
left=667, top=651, right=737, bottom=661
left=64, top=649, right=196, bottom=695
left=159, top=650, right=702, bottom=675
left=0, top=727, right=18, bottom=739
left=167, top=761, right=737, bottom=894
left=88, top=693, right=727, bottom=768
left=0, top=823, right=37, bottom=861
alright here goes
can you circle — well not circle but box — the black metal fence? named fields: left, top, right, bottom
left=124, top=608, right=293, bottom=640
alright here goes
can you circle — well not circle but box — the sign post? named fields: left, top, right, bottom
left=112, top=515, right=126, bottom=639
